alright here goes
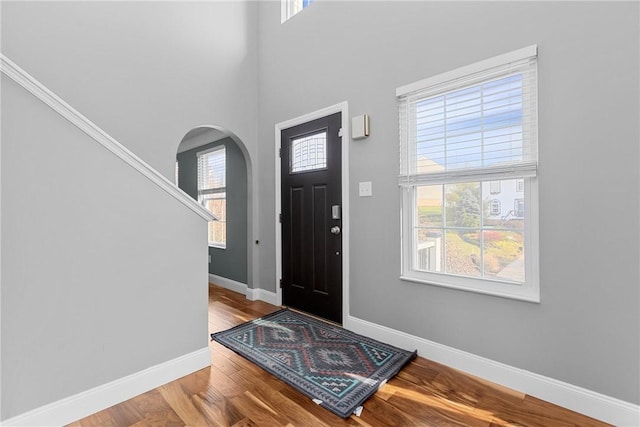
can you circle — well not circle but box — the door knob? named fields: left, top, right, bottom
left=330, top=226, right=341, bottom=235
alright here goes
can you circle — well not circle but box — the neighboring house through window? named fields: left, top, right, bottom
left=197, top=146, right=226, bottom=248
left=397, top=46, right=539, bottom=302
left=490, top=199, right=501, bottom=216
left=515, top=199, right=525, bottom=218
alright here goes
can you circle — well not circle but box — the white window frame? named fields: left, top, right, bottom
left=281, top=0, right=314, bottom=23
left=197, top=146, right=226, bottom=249
left=397, top=46, right=540, bottom=303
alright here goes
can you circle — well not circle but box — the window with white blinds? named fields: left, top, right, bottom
left=398, top=46, right=538, bottom=186
left=197, top=146, right=226, bottom=248
left=397, top=46, right=540, bottom=302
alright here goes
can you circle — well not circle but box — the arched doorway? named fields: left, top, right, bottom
left=176, top=125, right=253, bottom=291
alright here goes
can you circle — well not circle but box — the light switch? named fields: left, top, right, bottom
left=359, top=181, right=372, bottom=197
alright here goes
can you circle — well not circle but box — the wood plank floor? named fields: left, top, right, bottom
left=68, top=284, right=610, bottom=427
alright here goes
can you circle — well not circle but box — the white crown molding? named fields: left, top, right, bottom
left=0, top=347, right=211, bottom=426
left=0, top=54, right=214, bottom=222
left=345, top=315, right=639, bottom=427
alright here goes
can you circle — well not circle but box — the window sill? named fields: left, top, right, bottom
left=209, top=244, right=226, bottom=250
left=399, top=274, right=540, bottom=304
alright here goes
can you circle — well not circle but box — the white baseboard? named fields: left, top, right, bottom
left=345, top=315, right=639, bottom=427
left=1, top=347, right=211, bottom=427
left=209, top=273, right=248, bottom=295
left=209, top=274, right=279, bottom=306
left=246, top=287, right=279, bottom=306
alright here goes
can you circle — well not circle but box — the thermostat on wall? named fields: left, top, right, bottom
left=351, top=114, right=370, bottom=140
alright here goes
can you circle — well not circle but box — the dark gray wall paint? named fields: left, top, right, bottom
left=178, top=137, right=248, bottom=284
left=256, top=1, right=639, bottom=404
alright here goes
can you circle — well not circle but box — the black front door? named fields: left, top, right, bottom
left=281, top=112, right=342, bottom=324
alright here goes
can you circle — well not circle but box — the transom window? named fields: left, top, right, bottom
left=398, top=46, right=539, bottom=302
left=281, top=0, right=314, bottom=23
left=197, top=146, right=226, bottom=248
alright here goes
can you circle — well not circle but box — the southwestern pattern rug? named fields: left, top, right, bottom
left=211, top=308, right=417, bottom=418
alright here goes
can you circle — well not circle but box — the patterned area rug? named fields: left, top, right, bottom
left=211, top=308, right=417, bottom=418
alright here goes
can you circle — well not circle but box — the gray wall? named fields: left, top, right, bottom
left=1, top=0, right=258, bottom=419
left=178, top=137, right=248, bottom=284
left=1, top=74, right=209, bottom=418
left=256, top=1, right=639, bottom=404
left=2, top=0, right=638, bottom=418
left=1, top=1, right=259, bottom=181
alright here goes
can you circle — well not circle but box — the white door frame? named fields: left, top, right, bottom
left=275, top=102, right=350, bottom=325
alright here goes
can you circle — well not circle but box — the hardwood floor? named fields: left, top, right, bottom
left=68, top=284, right=610, bottom=427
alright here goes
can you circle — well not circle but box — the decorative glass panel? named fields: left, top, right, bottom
left=291, top=132, right=327, bottom=173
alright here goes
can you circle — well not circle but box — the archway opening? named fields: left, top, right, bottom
left=176, top=125, right=253, bottom=291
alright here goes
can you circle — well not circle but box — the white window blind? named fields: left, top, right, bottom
left=397, top=46, right=540, bottom=302
left=197, top=146, right=226, bottom=247
left=198, top=147, right=225, bottom=194
left=398, top=46, right=538, bottom=186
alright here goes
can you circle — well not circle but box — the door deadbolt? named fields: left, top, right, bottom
left=330, top=226, right=341, bottom=235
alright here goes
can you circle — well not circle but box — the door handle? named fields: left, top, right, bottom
left=330, top=226, right=341, bottom=235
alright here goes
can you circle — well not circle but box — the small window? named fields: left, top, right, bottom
left=290, top=131, right=327, bottom=173
left=490, top=199, right=501, bottom=216
left=281, top=0, right=314, bottom=23
left=398, top=46, right=539, bottom=302
left=197, top=146, right=226, bottom=248
left=490, top=181, right=501, bottom=195
left=514, top=199, right=525, bottom=218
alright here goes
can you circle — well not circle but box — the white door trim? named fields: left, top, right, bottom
left=275, top=102, right=350, bottom=323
